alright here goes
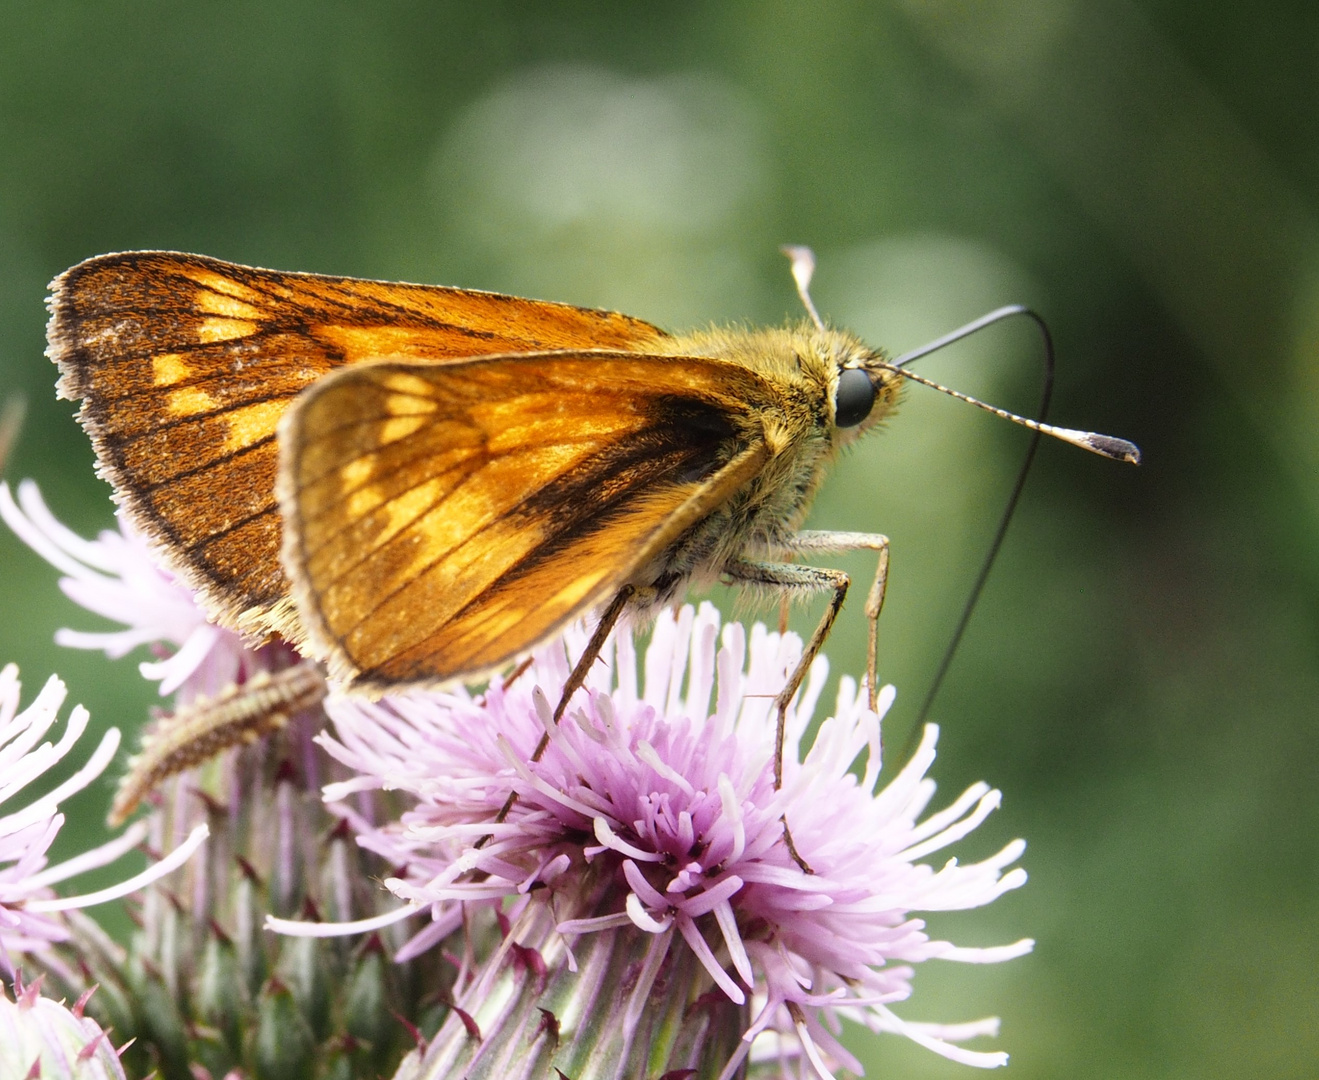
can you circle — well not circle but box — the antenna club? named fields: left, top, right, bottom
left=780, top=245, right=826, bottom=334
left=779, top=244, right=816, bottom=291
left=1085, top=433, right=1142, bottom=465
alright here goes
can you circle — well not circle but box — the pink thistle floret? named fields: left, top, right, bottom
left=0, top=664, right=208, bottom=976
left=0, top=479, right=268, bottom=702
left=289, top=603, right=1032, bottom=1076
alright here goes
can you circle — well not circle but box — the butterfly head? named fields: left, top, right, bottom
left=821, top=331, right=904, bottom=442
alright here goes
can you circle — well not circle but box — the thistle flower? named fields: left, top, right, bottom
left=281, top=603, right=1033, bottom=1079
left=5, top=476, right=1033, bottom=1078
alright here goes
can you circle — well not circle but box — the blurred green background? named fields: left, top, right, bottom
left=1, top=2, right=1315, bottom=1078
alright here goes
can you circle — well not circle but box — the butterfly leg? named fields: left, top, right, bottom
left=109, top=660, right=327, bottom=826
left=723, top=559, right=847, bottom=874
left=727, top=531, right=890, bottom=781
left=785, top=531, right=891, bottom=713
left=726, top=532, right=890, bottom=873
left=486, top=585, right=637, bottom=839
left=549, top=583, right=635, bottom=728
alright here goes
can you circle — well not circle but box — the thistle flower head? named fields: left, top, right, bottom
left=293, top=603, right=1033, bottom=1078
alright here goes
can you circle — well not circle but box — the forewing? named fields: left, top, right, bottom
left=278, top=351, right=778, bottom=689
left=47, top=251, right=666, bottom=634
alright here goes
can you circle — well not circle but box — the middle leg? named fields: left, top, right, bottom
left=728, top=530, right=891, bottom=782
left=726, top=531, right=889, bottom=873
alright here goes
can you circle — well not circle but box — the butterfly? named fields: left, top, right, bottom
left=50, top=249, right=1136, bottom=759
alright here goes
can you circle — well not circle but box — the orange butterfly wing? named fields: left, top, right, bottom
left=47, top=252, right=667, bottom=635
left=278, top=352, right=778, bottom=689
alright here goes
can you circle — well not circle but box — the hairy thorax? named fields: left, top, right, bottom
left=633, top=322, right=901, bottom=599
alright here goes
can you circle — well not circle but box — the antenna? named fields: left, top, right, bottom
left=890, top=306, right=1140, bottom=465
left=892, top=305, right=1140, bottom=731
left=780, top=245, right=827, bottom=334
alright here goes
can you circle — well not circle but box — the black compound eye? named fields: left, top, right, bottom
left=834, top=367, right=875, bottom=428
